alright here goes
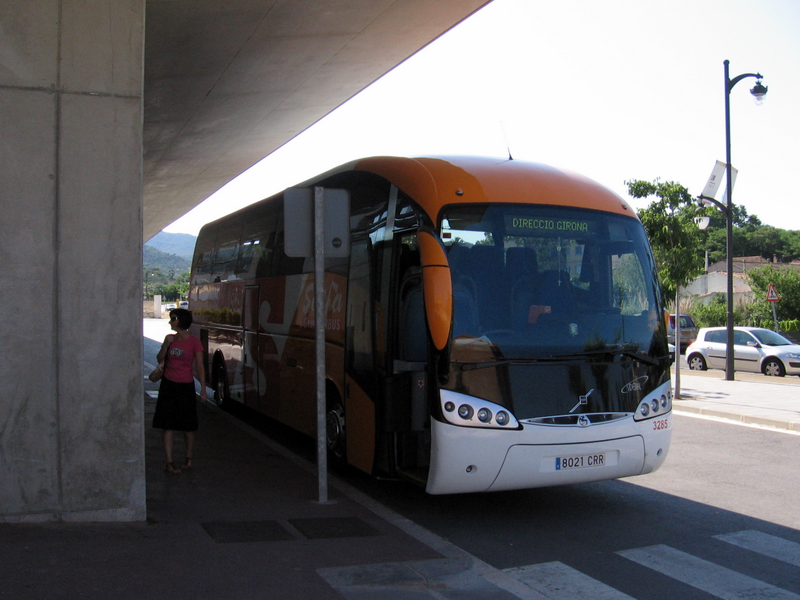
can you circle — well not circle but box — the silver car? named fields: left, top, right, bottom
left=667, top=313, right=698, bottom=350
left=685, top=326, right=800, bottom=377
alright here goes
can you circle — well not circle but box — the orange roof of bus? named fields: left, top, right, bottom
left=350, top=156, right=635, bottom=223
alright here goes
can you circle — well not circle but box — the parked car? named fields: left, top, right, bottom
left=667, top=313, right=698, bottom=350
left=179, top=301, right=189, bottom=309
left=163, top=303, right=177, bottom=311
left=685, top=326, right=800, bottom=377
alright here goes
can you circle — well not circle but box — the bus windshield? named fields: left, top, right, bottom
left=442, top=204, right=666, bottom=361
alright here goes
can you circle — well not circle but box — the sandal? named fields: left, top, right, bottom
left=181, top=457, right=193, bottom=470
left=165, top=462, right=181, bottom=474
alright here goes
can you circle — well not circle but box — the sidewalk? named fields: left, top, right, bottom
left=1, top=323, right=797, bottom=600
left=674, top=370, right=800, bottom=432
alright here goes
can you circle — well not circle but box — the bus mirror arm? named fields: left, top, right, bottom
left=417, top=228, right=454, bottom=356
left=437, top=350, right=451, bottom=385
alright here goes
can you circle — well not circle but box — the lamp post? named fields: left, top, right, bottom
left=722, top=59, right=767, bottom=381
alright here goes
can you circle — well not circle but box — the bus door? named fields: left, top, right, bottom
left=242, top=285, right=261, bottom=411
left=388, top=231, right=430, bottom=475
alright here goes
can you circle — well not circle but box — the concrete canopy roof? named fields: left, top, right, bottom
left=143, top=0, right=491, bottom=242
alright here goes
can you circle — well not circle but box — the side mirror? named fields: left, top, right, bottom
left=417, top=227, right=452, bottom=352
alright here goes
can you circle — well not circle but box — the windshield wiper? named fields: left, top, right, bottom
left=458, top=348, right=666, bottom=371
left=458, top=356, right=586, bottom=371
left=554, top=348, right=663, bottom=366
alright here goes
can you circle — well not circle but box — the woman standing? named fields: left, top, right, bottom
left=152, top=308, right=207, bottom=473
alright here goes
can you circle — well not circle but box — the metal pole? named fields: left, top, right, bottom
left=314, top=186, right=328, bottom=503
left=772, top=301, right=779, bottom=332
left=674, top=288, right=681, bottom=399
left=724, top=59, right=735, bottom=381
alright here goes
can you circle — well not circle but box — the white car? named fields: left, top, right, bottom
left=685, top=326, right=800, bottom=377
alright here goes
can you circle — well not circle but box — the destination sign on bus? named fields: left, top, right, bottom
left=505, top=216, right=591, bottom=235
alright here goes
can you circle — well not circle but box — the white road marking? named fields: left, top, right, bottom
left=716, top=530, right=800, bottom=568
left=619, top=544, right=800, bottom=599
left=503, top=562, right=635, bottom=600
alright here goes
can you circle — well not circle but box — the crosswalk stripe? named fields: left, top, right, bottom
left=504, top=561, right=635, bottom=600
left=715, top=530, right=800, bottom=568
left=618, top=544, right=800, bottom=600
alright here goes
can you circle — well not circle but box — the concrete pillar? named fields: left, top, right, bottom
left=0, top=1, right=146, bottom=521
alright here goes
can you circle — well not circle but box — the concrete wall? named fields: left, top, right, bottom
left=0, top=1, right=146, bottom=521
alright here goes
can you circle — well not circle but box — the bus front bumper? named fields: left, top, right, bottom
left=425, top=415, right=672, bottom=495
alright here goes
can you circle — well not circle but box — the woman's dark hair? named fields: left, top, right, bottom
left=170, top=308, right=193, bottom=330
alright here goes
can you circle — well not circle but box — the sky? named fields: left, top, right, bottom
left=164, top=0, right=800, bottom=237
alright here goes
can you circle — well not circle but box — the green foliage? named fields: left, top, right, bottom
left=702, top=217, right=800, bottom=265
left=142, top=267, right=189, bottom=300
left=745, top=265, right=800, bottom=323
left=143, top=243, right=192, bottom=300
left=689, top=295, right=745, bottom=328
left=156, top=283, right=187, bottom=302
left=781, top=319, right=800, bottom=332
left=627, top=179, right=705, bottom=301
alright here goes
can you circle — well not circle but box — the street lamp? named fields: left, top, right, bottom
left=722, top=59, right=767, bottom=381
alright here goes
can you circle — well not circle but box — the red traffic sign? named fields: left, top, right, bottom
left=766, top=283, right=780, bottom=302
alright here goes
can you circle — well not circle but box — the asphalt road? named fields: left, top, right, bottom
left=340, top=414, right=800, bottom=599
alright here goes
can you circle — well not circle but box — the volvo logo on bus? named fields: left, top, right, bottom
left=621, top=376, right=649, bottom=394
left=577, top=415, right=591, bottom=427
left=569, top=388, right=594, bottom=414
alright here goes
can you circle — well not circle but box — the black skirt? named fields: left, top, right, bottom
left=152, top=378, right=198, bottom=432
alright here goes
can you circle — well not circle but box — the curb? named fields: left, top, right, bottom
left=674, top=404, right=800, bottom=433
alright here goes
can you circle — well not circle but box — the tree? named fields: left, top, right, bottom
left=628, top=179, right=706, bottom=399
left=627, top=179, right=705, bottom=301
left=745, top=265, right=800, bottom=326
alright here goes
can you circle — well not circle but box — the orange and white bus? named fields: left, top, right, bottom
left=189, top=156, right=673, bottom=494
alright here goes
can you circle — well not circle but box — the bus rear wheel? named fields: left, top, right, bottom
left=213, top=359, right=230, bottom=408
left=326, top=400, right=346, bottom=466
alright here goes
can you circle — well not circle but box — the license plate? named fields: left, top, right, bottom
left=555, top=453, right=605, bottom=470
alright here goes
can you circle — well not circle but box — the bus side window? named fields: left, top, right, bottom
left=210, top=217, right=243, bottom=282
left=256, top=232, right=276, bottom=277
left=212, top=242, right=239, bottom=282
left=397, top=266, right=426, bottom=362
left=192, top=247, right=213, bottom=285
left=274, top=229, right=305, bottom=276
left=346, top=238, right=376, bottom=395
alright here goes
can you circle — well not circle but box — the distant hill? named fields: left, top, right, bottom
left=147, top=231, right=197, bottom=260
left=143, top=244, right=191, bottom=274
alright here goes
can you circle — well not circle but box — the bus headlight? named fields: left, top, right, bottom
left=634, top=389, right=672, bottom=421
left=458, top=404, right=474, bottom=420
left=440, top=390, right=519, bottom=429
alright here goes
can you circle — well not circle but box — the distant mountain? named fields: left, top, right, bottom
left=147, top=231, right=197, bottom=260
left=143, top=244, right=191, bottom=274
